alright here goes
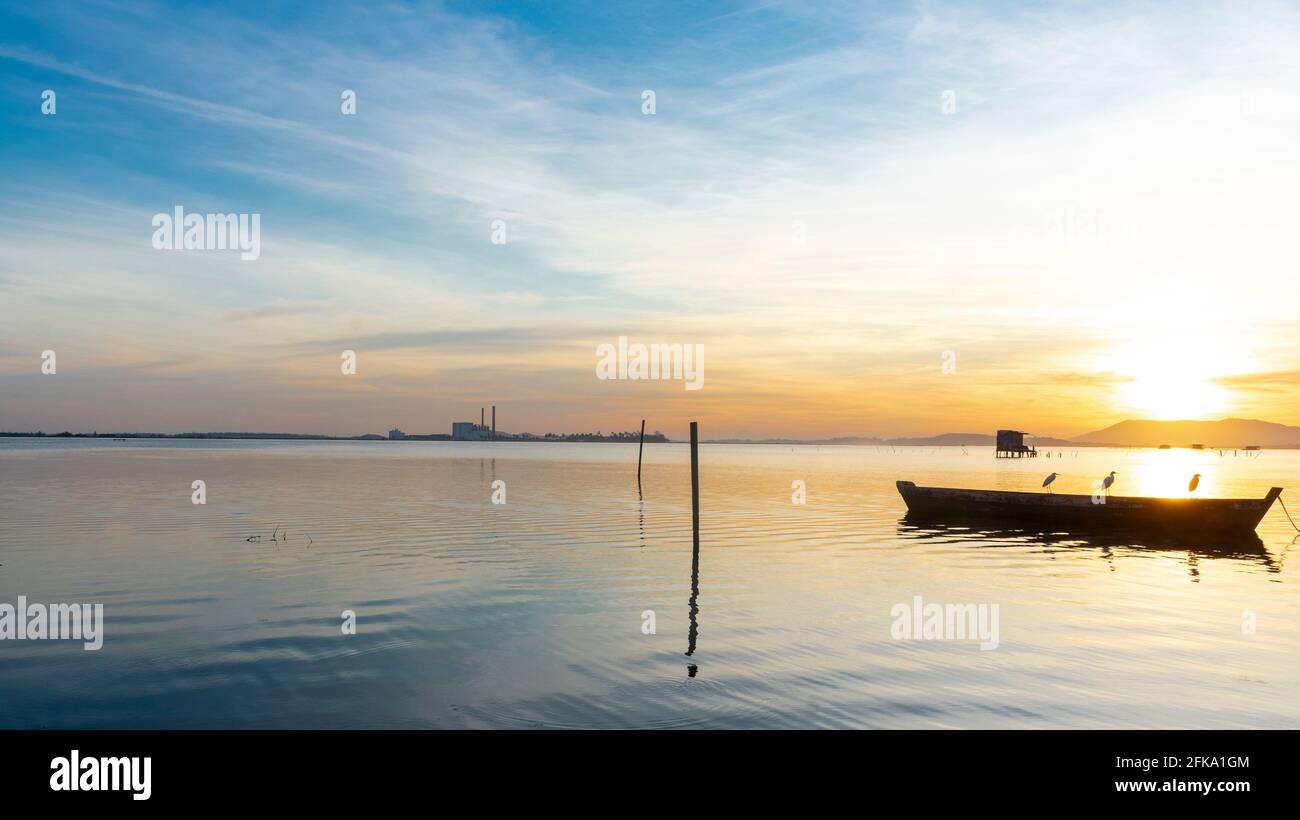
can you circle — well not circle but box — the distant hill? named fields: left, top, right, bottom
left=1071, top=418, right=1300, bottom=448
left=1025, top=436, right=1079, bottom=447
left=706, top=436, right=884, bottom=445
left=883, top=432, right=990, bottom=446
left=883, top=432, right=1077, bottom=447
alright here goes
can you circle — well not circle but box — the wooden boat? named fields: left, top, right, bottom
left=896, top=480, right=1281, bottom=536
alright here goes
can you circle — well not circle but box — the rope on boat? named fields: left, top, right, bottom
left=1278, top=494, right=1300, bottom=533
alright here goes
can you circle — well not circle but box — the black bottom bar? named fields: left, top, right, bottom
left=2, top=729, right=1283, bottom=807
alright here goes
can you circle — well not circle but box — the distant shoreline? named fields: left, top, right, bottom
left=0, top=431, right=1286, bottom=449
left=6, top=417, right=1297, bottom=449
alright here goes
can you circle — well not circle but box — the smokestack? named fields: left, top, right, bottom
left=481, top=407, right=484, bottom=428
left=492, top=406, right=496, bottom=438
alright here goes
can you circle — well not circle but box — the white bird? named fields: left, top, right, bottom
left=1101, top=471, right=1117, bottom=495
left=1042, top=472, right=1059, bottom=492
left=1189, top=473, right=1201, bottom=493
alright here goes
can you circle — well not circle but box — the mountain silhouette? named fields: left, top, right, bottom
left=1071, top=418, right=1300, bottom=448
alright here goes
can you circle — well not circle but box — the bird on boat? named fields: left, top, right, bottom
left=1042, top=472, right=1059, bottom=492
left=1189, top=473, right=1201, bottom=493
left=1101, top=471, right=1117, bottom=495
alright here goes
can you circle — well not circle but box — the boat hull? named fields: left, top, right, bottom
left=896, top=481, right=1281, bottom=536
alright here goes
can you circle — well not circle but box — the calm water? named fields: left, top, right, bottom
left=1, top=439, right=1298, bottom=728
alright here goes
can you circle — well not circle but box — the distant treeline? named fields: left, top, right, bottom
left=523, top=430, right=668, bottom=442
left=0, top=431, right=366, bottom=440
left=0, top=430, right=672, bottom=443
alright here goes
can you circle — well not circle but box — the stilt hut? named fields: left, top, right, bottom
left=995, top=429, right=1037, bottom=458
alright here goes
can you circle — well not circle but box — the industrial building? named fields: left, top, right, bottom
left=452, top=406, right=501, bottom=440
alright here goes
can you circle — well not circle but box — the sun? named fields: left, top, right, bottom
left=1117, top=365, right=1227, bottom=420
left=1107, top=329, right=1248, bottom=420
left=1094, top=293, right=1259, bottom=421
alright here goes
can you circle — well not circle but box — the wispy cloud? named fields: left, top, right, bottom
left=3, top=0, right=1300, bottom=436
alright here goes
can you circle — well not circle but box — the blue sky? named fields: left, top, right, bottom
left=3, top=0, right=1300, bottom=437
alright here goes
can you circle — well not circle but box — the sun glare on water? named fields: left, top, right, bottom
left=1125, top=448, right=1217, bottom=498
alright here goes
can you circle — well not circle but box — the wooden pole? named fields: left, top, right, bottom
left=690, top=422, right=699, bottom=544
left=637, top=419, right=646, bottom=488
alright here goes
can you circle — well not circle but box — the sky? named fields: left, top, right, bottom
left=2, top=0, right=1300, bottom=440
